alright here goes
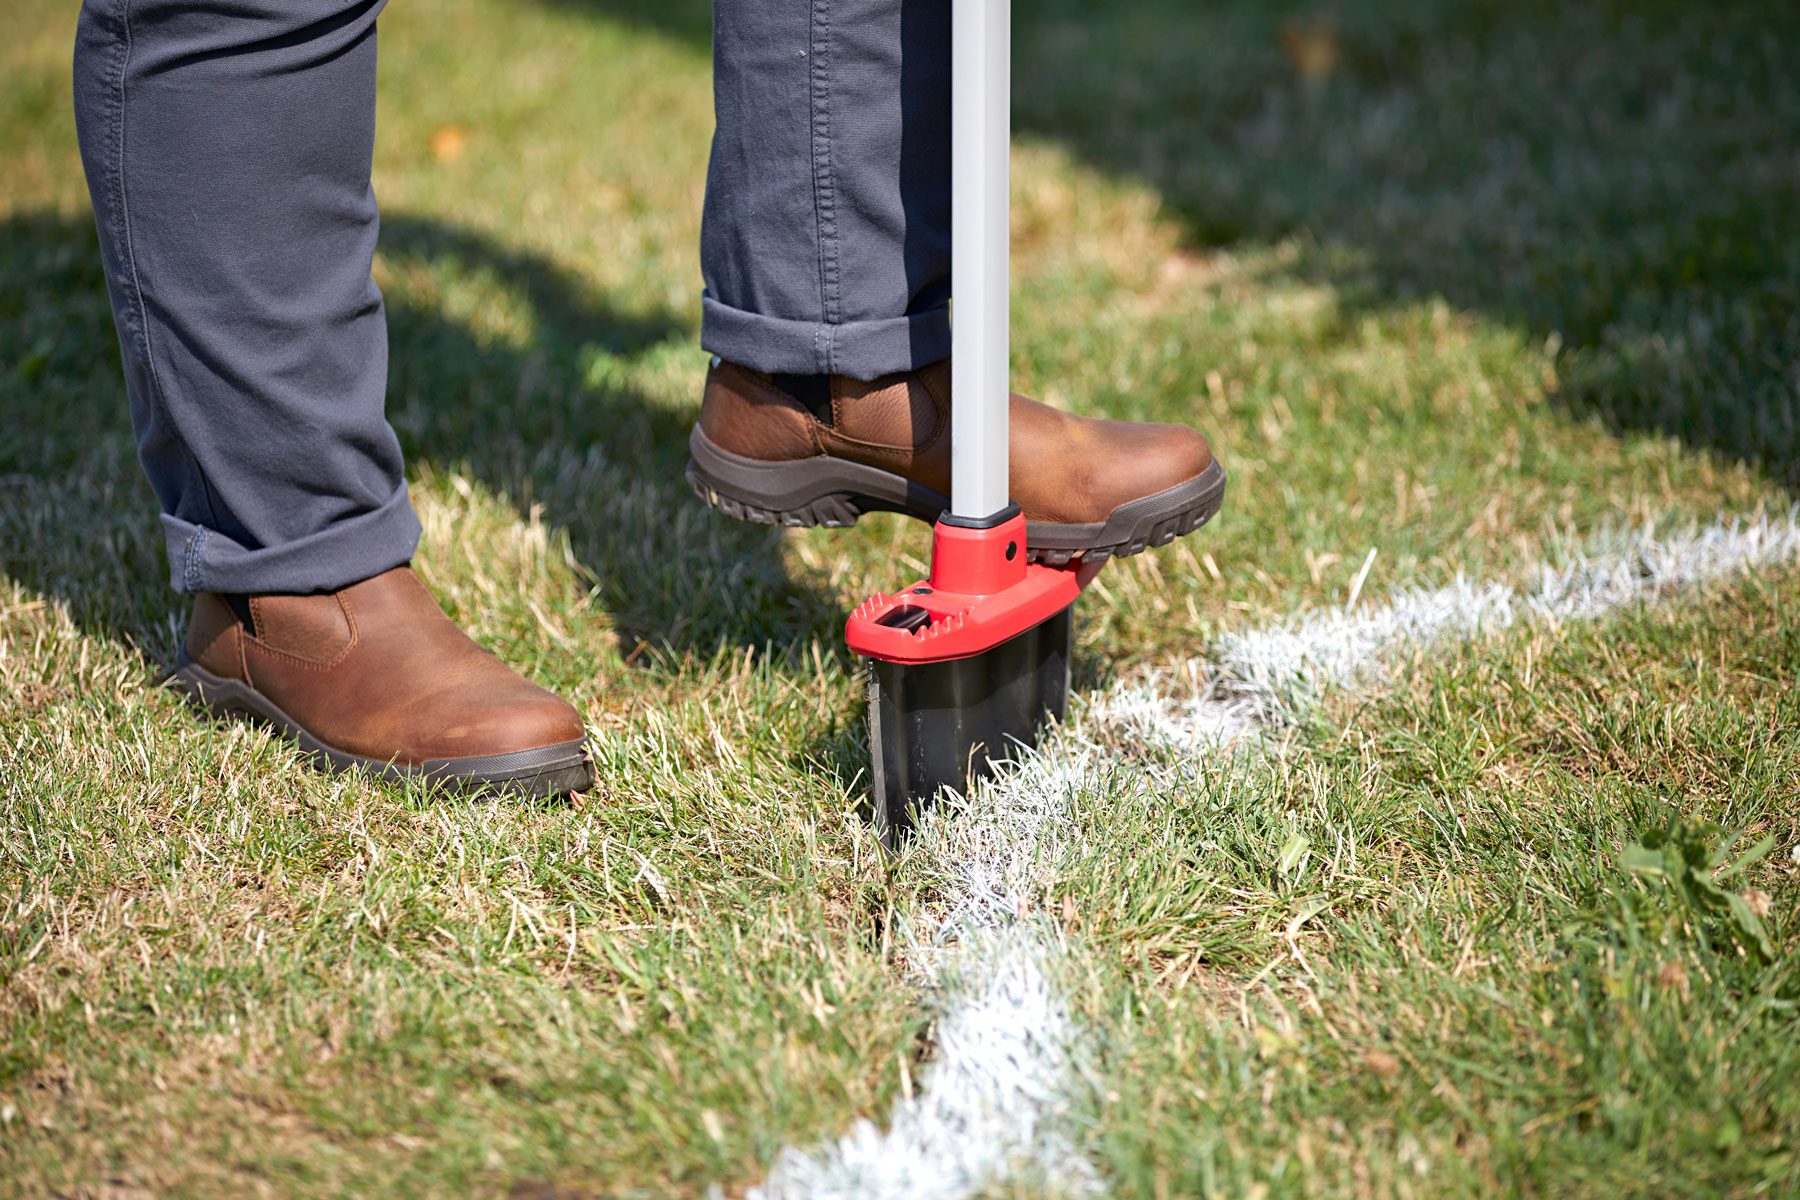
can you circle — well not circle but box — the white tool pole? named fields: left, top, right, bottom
left=949, top=0, right=1010, bottom=519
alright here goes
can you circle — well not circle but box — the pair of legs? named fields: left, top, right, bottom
left=72, top=0, right=1223, bottom=795
left=73, top=0, right=953, bottom=595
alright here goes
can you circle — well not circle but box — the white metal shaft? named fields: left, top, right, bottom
left=949, top=0, right=1010, bottom=518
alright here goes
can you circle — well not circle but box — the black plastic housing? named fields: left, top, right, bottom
left=865, top=603, right=1074, bottom=847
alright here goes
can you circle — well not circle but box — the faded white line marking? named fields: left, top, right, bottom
left=749, top=754, right=1102, bottom=1200
left=752, top=937, right=1096, bottom=1200
left=1097, top=512, right=1800, bottom=749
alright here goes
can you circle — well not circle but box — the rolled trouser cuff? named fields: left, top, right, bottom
left=701, top=293, right=950, bottom=382
left=161, top=481, right=422, bottom=595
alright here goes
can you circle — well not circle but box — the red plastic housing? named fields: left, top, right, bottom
left=846, top=512, right=1101, bottom=664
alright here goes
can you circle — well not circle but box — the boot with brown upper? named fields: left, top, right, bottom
left=686, top=359, right=1225, bottom=562
left=166, top=565, right=593, bottom=798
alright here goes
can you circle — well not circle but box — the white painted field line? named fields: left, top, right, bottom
left=750, top=510, right=1800, bottom=1199
left=1097, top=511, right=1800, bottom=751
left=752, top=936, right=1095, bottom=1199
left=751, top=754, right=1104, bottom=1199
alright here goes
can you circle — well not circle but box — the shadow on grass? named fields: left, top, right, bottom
left=1010, top=0, right=1800, bottom=487
left=550, top=0, right=1800, bottom=487
left=0, top=210, right=842, bottom=667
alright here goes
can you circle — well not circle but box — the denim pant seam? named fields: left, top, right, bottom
left=808, top=0, right=840, bottom=373
left=111, top=0, right=226, bottom=586
left=182, top=526, right=210, bottom=593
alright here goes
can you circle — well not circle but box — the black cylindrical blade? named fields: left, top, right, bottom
left=867, top=604, right=1073, bottom=848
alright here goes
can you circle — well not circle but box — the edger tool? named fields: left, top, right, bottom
left=845, top=0, right=1100, bottom=846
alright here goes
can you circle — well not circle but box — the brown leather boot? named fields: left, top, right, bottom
left=165, top=565, right=592, bottom=798
left=686, top=359, right=1224, bottom=563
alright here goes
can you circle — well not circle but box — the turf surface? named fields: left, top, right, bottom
left=3, top=0, right=1796, bottom=1195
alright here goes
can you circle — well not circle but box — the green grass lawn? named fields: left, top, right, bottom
left=3, top=0, right=1797, bottom=1195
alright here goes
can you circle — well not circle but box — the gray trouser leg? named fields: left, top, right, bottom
left=73, top=0, right=420, bottom=595
left=701, top=0, right=952, bottom=381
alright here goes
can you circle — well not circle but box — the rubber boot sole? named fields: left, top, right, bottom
left=686, top=425, right=1227, bottom=565
left=164, top=657, right=594, bottom=800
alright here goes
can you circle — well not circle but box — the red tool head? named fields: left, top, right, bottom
left=846, top=509, right=1102, bottom=665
